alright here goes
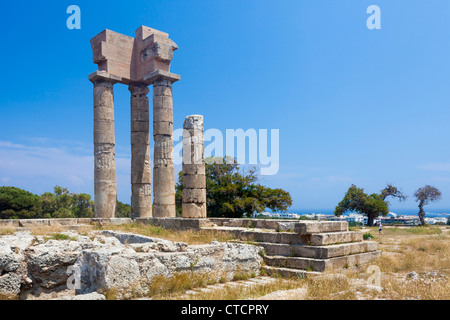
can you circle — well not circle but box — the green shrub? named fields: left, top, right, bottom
left=363, top=232, right=374, bottom=240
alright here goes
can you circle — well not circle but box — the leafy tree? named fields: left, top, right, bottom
left=116, top=200, right=132, bottom=218
left=335, top=184, right=407, bottom=226
left=72, top=193, right=95, bottom=218
left=176, top=157, right=292, bottom=218
left=0, top=186, right=95, bottom=220
left=53, top=207, right=75, bottom=219
left=0, top=187, right=42, bottom=219
left=39, top=186, right=94, bottom=219
left=335, top=185, right=389, bottom=226
left=414, top=185, right=442, bottom=225
left=380, top=184, right=407, bottom=202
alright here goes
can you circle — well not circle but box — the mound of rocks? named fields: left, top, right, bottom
left=0, top=230, right=262, bottom=300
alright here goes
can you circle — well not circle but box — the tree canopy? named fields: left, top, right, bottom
left=334, top=184, right=406, bottom=226
left=0, top=186, right=42, bottom=219
left=176, top=157, right=292, bottom=218
left=414, top=185, right=441, bottom=225
left=0, top=185, right=133, bottom=219
left=0, top=186, right=95, bottom=219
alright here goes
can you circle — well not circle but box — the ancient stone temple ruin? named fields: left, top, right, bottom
left=89, top=26, right=205, bottom=219
left=84, top=26, right=380, bottom=282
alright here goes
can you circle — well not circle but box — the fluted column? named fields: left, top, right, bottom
left=91, top=74, right=118, bottom=218
left=152, top=78, right=176, bottom=217
left=129, top=84, right=152, bottom=218
left=182, top=115, right=207, bottom=218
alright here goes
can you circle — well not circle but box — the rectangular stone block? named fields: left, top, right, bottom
left=94, top=131, right=115, bottom=144
left=131, top=132, right=150, bottom=145
left=153, top=108, right=173, bottom=122
left=239, top=230, right=303, bottom=245
left=131, top=121, right=149, bottom=132
left=131, top=110, right=149, bottom=122
left=91, top=29, right=134, bottom=62
left=153, top=121, right=173, bottom=136
left=94, top=120, right=115, bottom=133
left=94, top=106, right=114, bottom=121
left=182, top=188, right=206, bottom=204
left=183, top=174, right=206, bottom=189
left=153, top=166, right=175, bottom=205
left=154, top=137, right=173, bottom=161
left=183, top=163, right=206, bottom=175
left=153, top=204, right=176, bottom=218
left=182, top=143, right=204, bottom=165
left=93, top=88, right=114, bottom=109
left=131, top=99, right=150, bottom=111
left=182, top=203, right=207, bottom=218
left=153, top=95, right=173, bottom=109
left=131, top=160, right=151, bottom=184
left=309, top=231, right=363, bottom=246
left=0, top=220, right=20, bottom=227
left=94, top=168, right=116, bottom=182
left=294, top=221, right=348, bottom=235
left=131, top=184, right=152, bottom=218
left=153, top=86, right=172, bottom=97
left=153, top=158, right=174, bottom=167
left=311, top=241, right=378, bottom=259
left=77, top=218, right=94, bottom=224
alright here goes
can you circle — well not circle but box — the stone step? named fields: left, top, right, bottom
left=264, top=251, right=381, bottom=272
left=294, top=221, right=348, bottom=235
left=260, top=241, right=378, bottom=259
left=262, top=266, right=320, bottom=279
left=202, top=227, right=306, bottom=245
left=309, top=231, right=363, bottom=246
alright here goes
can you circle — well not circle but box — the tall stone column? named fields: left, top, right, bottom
left=129, top=84, right=152, bottom=218
left=182, top=115, right=207, bottom=218
left=152, top=77, right=176, bottom=217
left=90, top=72, right=118, bottom=218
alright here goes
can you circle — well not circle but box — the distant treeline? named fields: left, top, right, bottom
left=0, top=186, right=131, bottom=219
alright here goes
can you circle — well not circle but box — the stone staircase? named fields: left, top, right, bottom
left=203, top=219, right=381, bottom=278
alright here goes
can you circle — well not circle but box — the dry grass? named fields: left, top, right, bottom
left=148, top=271, right=222, bottom=299
left=0, top=293, right=19, bottom=301
left=305, top=274, right=355, bottom=300
left=380, top=274, right=449, bottom=300
left=373, top=227, right=450, bottom=273
left=0, top=227, right=15, bottom=236
left=177, top=278, right=305, bottom=300
left=95, top=222, right=237, bottom=245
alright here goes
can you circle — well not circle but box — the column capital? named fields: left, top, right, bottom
left=89, top=70, right=123, bottom=85
left=128, top=84, right=150, bottom=96
left=144, top=70, right=181, bottom=86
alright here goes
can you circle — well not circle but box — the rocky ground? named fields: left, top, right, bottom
left=0, top=229, right=262, bottom=300
left=1, top=224, right=448, bottom=300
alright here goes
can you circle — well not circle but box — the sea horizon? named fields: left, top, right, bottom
left=284, top=209, right=450, bottom=218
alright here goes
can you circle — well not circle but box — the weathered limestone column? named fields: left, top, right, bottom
left=149, top=73, right=179, bottom=217
left=90, top=72, right=119, bottom=218
left=129, top=84, right=152, bottom=218
left=182, top=115, right=207, bottom=218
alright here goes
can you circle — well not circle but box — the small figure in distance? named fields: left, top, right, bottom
left=378, top=221, right=383, bottom=235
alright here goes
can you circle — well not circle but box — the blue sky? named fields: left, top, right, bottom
left=1, top=0, right=450, bottom=213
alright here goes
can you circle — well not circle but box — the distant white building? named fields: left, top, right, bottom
left=387, top=212, right=397, bottom=218
left=258, top=212, right=301, bottom=219
left=345, top=213, right=364, bottom=224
